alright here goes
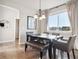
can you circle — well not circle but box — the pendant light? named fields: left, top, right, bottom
left=34, top=0, right=46, bottom=20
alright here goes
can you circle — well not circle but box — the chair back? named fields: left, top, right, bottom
left=67, top=35, right=76, bottom=51
left=26, top=32, right=33, bottom=35
left=43, top=32, right=49, bottom=35
left=52, top=33, right=60, bottom=36
left=26, top=32, right=33, bottom=41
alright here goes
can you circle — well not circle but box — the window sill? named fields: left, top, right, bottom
left=47, top=30, right=72, bottom=33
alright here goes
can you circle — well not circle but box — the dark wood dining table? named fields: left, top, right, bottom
left=26, top=33, right=63, bottom=59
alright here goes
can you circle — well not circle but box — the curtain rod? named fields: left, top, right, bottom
left=48, top=3, right=66, bottom=10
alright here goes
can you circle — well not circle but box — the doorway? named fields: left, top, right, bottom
left=15, top=19, right=19, bottom=44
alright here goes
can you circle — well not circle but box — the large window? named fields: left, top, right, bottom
left=47, top=12, right=71, bottom=31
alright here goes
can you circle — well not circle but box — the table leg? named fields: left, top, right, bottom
left=60, top=51, right=64, bottom=59
left=53, top=48, right=56, bottom=59
left=48, top=44, right=52, bottom=59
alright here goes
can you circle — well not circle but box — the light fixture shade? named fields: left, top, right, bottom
left=39, top=15, right=45, bottom=20
left=34, top=14, right=46, bottom=20
left=34, top=14, right=38, bottom=19
left=39, top=17, right=42, bottom=20
left=41, top=14, right=46, bottom=19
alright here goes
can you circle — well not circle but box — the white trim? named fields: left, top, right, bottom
left=0, top=4, right=18, bottom=11
left=49, top=4, right=67, bottom=16
left=19, top=42, right=25, bottom=45
left=0, top=4, right=20, bottom=19
left=0, top=40, right=15, bottom=43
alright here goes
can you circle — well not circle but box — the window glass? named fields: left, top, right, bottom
left=48, top=15, right=58, bottom=27
left=47, top=12, right=71, bottom=31
left=58, top=12, right=70, bottom=27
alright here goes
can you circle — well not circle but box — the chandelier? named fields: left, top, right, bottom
left=34, top=0, right=46, bottom=20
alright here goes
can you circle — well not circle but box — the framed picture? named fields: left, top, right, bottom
left=27, top=16, right=37, bottom=30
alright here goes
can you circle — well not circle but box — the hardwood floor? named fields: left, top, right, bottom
left=0, top=42, right=78, bottom=59
left=0, top=42, right=40, bottom=59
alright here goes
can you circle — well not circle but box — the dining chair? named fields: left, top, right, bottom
left=43, top=32, right=50, bottom=35
left=52, top=33, right=60, bottom=36
left=52, top=35, right=76, bottom=59
left=25, top=34, right=51, bottom=59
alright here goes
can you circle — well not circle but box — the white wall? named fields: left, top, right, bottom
left=0, top=4, right=37, bottom=44
left=0, top=4, right=19, bottom=43
left=19, top=9, right=37, bottom=44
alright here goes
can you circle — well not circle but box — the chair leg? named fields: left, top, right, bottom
left=72, top=49, right=75, bottom=59
left=25, top=43, right=27, bottom=52
left=67, top=52, right=70, bottom=59
left=40, top=51, right=43, bottom=59
left=53, top=48, right=56, bottom=59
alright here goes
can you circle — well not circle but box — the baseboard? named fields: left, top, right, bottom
left=18, top=42, right=25, bottom=45
left=0, top=40, right=15, bottom=44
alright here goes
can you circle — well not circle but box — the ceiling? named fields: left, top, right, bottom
left=0, top=0, right=69, bottom=14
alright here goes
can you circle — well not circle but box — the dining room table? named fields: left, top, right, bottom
left=26, top=33, right=63, bottom=59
